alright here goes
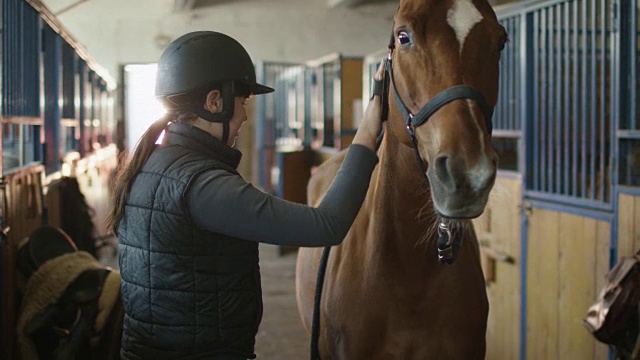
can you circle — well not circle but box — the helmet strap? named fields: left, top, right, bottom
left=192, top=81, right=236, bottom=144
left=222, top=122, right=230, bottom=145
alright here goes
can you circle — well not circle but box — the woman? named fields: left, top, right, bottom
left=107, top=31, right=384, bottom=360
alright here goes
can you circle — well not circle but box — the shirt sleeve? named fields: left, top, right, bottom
left=186, top=144, right=378, bottom=247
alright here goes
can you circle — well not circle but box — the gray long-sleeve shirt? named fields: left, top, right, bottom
left=186, top=144, right=378, bottom=247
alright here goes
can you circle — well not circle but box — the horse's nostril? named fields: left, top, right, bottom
left=434, top=155, right=454, bottom=190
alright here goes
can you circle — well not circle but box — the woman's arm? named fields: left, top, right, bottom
left=186, top=144, right=377, bottom=247
left=187, top=61, right=386, bottom=247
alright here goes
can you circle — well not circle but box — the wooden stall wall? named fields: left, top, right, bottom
left=307, top=54, right=363, bottom=154
left=338, top=58, right=363, bottom=148
left=1, top=1, right=117, bottom=357
left=239, top=98, right=256, bottom=182
left=1, top=166, right=45, bottom=360
left=618, top=192, right=640, bottom=258
left=254, top=62, right=307, bottom=194
left=472, top=174, right=522, bottom=360
left=525, top=208, right=610, bottom=360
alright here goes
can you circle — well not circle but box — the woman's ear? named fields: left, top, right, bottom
left=204, top=90, right=223, bottom=113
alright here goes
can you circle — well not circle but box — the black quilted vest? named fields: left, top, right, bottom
left=118, top=123, right=261, bottom=360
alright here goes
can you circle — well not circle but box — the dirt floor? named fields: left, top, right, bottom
left=100, top=242, right=310, bottom=360
left=254, top=244, right=309, bottom=359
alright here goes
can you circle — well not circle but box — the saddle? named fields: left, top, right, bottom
left=16, top=226, right=121, bottom=360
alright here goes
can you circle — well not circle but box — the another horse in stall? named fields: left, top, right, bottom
left=296, top=0, right=507, bottom=358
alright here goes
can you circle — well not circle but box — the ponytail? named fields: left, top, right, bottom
left=106, top=113, right=172, bottom=233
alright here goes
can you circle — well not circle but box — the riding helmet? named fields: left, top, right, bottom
left=155, top=31, right=274, bottom=102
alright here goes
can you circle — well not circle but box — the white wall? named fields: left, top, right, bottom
left=42, top=0, right=397, bottom=79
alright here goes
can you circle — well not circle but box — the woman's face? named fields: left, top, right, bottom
left=226, top=96, right=249, bottom=147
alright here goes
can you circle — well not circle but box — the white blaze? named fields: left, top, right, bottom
left=447, top=0, right=483, bottom=52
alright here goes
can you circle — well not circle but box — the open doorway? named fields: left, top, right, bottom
left=123, top=63, right=165, bottom=151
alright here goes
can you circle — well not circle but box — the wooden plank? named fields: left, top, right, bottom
left=479, top=176, right=521, bottom=360
left=339, top=58, right=363, bottom=131
left=2, top=176, right=17, bottom=360
left=339, top=57, right=362, bottom=150
left=558, top=213, right=596, bottom=360
left=594, top=220, right=610, bottom=359
left=3, top=166, right=45, bottom=360
left=527, top=208, right=560, bottom=360
left=634, top=196, right=640, bottom=254
left=238, top=99, right=256, bottom=182
left=617, top=193, right=635, bottom=257
left=280, top=151, right=313, bottom=204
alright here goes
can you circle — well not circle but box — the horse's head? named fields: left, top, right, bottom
left=386, top=0, right=507, bottom=219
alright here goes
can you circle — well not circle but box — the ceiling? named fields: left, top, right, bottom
left=46, top=0, right=399, bottom=18
left=39, top=0, right=517, bottom=80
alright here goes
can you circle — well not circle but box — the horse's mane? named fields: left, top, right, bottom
left=51, top=177, right=98, bottom=258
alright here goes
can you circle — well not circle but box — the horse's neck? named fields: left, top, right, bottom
left=365, top=130, right=440, bottom=268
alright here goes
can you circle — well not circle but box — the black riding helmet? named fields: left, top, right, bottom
left=155, top=31, right=274, bottom=143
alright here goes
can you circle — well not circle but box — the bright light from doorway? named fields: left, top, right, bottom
left=124, top=63, right=166, bottom=150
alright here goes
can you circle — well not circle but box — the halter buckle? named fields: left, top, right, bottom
left=406, top=114, right=415, bottom=137
left=437, top=220, right=454, bottom=264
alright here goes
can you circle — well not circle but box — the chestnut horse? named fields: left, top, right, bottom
left=296, top=0, right=507, bottom=359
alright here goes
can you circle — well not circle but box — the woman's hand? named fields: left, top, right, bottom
left=352, top=60, right=386, bottom=151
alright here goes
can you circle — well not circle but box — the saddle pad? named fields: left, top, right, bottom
left=17, top=251, right=104, bottom=360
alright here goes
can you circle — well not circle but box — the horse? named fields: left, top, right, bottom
left=295, top=0, right=507, bottom=358
left=47, top=177, right=100, bottom=258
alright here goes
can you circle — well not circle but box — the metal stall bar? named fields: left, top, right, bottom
left=632, top=0, right=638, bottom=130
left=323, top=59, right=338, bottom=149
left=525, top=0, right=612, bottom=209
left=589, top=0, right=597, bottom=201
left=531, top=9, right=540, bottom=191
left=62, top=42, right=79, bottom=152
left=540, top=9, right=548, bottom=192
left=547, top=6, right=554, bottom=194
left=616, top=0, right=640, bottom=187
left=495, top=14, right=523, bottom=134
left=43, top=24, right=62, bottom=173
left=1, top=0, right=42, bottom=172
left=563, top=0, right=570, bottom=196
left=571, top=0, right=579, bottom=197
left=490, top=14, right=523, bottom=172
left=599, top=0, right=608, bottom=202
left=89, top=70, right=98, bottom=148
left=554, top=4, right=561, bottom=195
left=62, top=42, right=78, bottom=120
left=254, top=62, right=304, bottom=193
left=2, top=0, right=41, bottom=118
left=580, top=0, right=588, bottom=199
left=78, top=60, right=87, bottom=156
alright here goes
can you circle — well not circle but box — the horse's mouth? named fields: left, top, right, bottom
left=434, top=204, right=486, bottom=220
left=436, top=211, right=483, bottom=220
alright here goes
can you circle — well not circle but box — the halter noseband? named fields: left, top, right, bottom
left=380, top=33, right=495, bottom=264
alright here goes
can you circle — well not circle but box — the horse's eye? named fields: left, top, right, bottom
left=398, top=31, right=412, bottom=46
